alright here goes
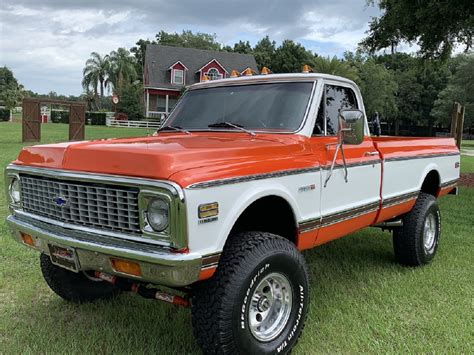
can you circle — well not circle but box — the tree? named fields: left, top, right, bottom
left=253, top=36, right=276, bottom=69
left=116, top=82, right=143, bottom=119
left=0, top=66, right=23, bottom=109
left=130, top=39, right=156, bottom=80
left=313, top=56, right=359, bottom=81
left=271, top=40, right=315, bottom=73
left=107, top=48, right=137, bottom=91
left=357, top=58, right=398, bottom=120
left=82, top=52, right=110, bottom=97
left=432, top=53, right=474, bottom=127
left=361, top=0, right=474, bottom=59
left=155, top=30, right=221, bottom=51
left=232, top=40, right=253, bottom=54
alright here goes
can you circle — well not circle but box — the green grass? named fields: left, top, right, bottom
left=461, top=139, right=474, bottom=149
left=0, top=122, right=473, bottom=353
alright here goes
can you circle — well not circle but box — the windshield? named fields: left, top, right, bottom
left=165, top=82, right=314, bottom=132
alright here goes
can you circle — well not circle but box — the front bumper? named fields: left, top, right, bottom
left=6, top=214, right=203, bottom=287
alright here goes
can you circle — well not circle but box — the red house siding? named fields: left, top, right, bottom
left=199, top=60, right=227, bottom=81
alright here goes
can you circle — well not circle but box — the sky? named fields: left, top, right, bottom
left=0, top=0, right=383, bottom=96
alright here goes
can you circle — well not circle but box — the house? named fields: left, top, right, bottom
left=143, top=44, right=258, bottom=117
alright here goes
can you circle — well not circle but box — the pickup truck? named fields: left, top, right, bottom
left=5, top=73, right=460, bottom=354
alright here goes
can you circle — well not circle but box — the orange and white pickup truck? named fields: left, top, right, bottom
left=6, top=73, right=460, bottom=354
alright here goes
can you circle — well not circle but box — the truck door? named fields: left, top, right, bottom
left=310, top=82, right=382, bottom=245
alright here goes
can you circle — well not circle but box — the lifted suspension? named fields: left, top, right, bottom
left=94, top=271, right=190, bottom=307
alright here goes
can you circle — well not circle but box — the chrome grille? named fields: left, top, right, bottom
left=20, top=174, right=141, bottom=235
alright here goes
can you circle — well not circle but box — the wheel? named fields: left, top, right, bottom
left=40, top=253, right=120, bottom=303
left=393, top=192, right=441, bottom=266
left=191, top=232, right=309, bottom=355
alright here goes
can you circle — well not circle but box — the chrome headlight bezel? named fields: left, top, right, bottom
left=6, top=172, right=21, bottom=207
left=138, top=190, right=173, bottom=238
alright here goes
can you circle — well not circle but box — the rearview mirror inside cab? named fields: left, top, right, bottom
left=339, top=109, right=364, bottom=145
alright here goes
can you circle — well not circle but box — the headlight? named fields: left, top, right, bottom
left=146, top=198, right=169, bottom=232
left=9, top=178, right=21, bottom=203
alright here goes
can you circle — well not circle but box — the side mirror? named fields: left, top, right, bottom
left=339, top=109, right=365, bottom=145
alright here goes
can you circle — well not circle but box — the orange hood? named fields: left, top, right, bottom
left=14, top=132, right=316, bottom=188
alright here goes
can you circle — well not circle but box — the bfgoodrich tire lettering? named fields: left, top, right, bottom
left=40, top=253, right=120, bottom=303
left=393, top=192, right=441, bottom=266
left=192, top=232, right=309, bottom=354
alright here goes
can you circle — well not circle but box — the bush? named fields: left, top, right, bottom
left=51, top=110, right=69, bottom=123
left=86, top=112, right=106, bottom=125
left=0, top=108, right=10, bottom=121
left=115, top=112, right=128, bottom=121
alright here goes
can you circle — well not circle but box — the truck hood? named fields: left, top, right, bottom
left=14, top=132, right=314, bottom=187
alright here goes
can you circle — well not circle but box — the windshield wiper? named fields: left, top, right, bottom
left=156, top=125, right=190, bottom=134
left=208, top=121, right=256, bottom=136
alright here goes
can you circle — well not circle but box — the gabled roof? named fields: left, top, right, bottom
left=196, top=58, right=228, bottom=74
left=145, top=44, right=258, bottom=89
left=168, top=60, right=189, bottom=71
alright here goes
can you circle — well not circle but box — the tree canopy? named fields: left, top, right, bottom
left=0, top=66, right=23, bottom=109
left=361, top=0, right=474, bottom=59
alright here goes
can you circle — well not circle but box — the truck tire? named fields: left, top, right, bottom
left=40, top=253, right=120, bottom=303
left=191, top=232, right=309, bottom=355
left=393, top=192, right=441, bottom=266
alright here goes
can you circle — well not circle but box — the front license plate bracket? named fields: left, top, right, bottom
left=48, top=244, right=80, bottom=272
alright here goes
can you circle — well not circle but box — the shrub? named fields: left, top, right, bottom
left=50, top=110, right=69, bottom=123
left=0, top=108, right=10, bottom=121
left=86, top=112, right=106, bottom=125
left=115, top=112, right=128, bottom=121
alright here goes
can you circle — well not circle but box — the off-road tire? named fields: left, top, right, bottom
left=191, top=232, right=309, bottom=355
left=393, top=192, right=441, bottom=266
left=40, top=253, right=120, bottom=303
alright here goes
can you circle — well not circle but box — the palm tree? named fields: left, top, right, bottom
left=313, top=56, right=359, bottom=82
left=107, top=48, right=137, bottom=92
left=82, top=52, right=109, bottom=97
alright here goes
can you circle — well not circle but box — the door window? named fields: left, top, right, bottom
left=313, top=85, right=358, bottom=135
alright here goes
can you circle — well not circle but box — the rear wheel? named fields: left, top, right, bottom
left=393, top=193, right=441, bottom=266
left=40, top=253, right=120, bottom=303
left=192, top=232, right=309, bottom=354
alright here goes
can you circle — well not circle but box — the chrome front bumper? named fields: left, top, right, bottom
left=6, top=214, right=203, bottom=287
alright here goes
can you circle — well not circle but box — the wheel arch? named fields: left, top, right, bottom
left=419, top=167, right=441, bottom=197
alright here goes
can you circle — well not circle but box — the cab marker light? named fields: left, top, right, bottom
left=302, top=64, right=313, bottom=73
left=260, top=66, right=271, bottom=75
left=230, top=69, right=239, bottom=77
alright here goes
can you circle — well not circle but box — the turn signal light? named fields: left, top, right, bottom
left=20, top=232, right=35, bottom=247
left=110, top=258, right=142, bottom=277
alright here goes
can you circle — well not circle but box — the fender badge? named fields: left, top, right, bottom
left=298, top=184, right=316, bottom=193
left=199, top=216, right=218, bottom=224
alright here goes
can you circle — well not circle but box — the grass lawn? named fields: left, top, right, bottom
left=0, top=122, right=473, bottom=353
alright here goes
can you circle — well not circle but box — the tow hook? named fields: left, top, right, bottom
left=94, top=271, right=190, bottom=307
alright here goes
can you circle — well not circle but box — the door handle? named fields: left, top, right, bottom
left=364, top=151, right=379, bottom=156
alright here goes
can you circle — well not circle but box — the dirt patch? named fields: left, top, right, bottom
left=459, top=173, right=474, bottom=187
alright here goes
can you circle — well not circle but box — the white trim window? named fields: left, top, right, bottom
left=206, top=68, right=222, bottom=81
left=172, top=69, right=184, bottom=85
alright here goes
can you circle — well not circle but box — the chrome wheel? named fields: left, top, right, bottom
left=248, top=272, right=292, bottom=342
left=423, top=212, right=437, bottom=253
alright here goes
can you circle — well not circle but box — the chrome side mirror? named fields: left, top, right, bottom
left=339, top=109, right=364, bottom=145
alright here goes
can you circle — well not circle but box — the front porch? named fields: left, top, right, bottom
left=145, top=88, right=180, bottom=119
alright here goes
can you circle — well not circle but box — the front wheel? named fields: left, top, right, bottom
left=393, top=192, right=441, bottom=266
left=192, top=232, right=309, bottom=354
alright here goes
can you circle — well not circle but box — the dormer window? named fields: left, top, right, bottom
left=206, top=68, right=222, bottom=81
left=172, top=69, right=184, bottom=85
